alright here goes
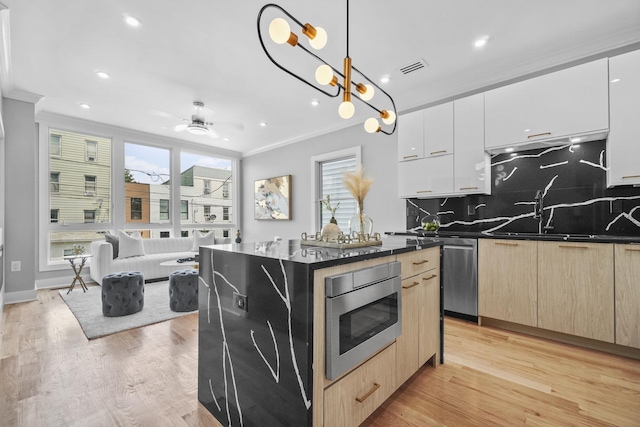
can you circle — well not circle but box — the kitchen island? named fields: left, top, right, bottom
left=197, top=237, right=443, bottom=427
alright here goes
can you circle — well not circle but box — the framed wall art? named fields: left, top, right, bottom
left=254, top=175, right=292, bottom=220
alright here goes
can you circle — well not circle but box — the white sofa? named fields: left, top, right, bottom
left=89, top=236, right=223, bottom=285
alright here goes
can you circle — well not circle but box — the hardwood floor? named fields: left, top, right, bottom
left=1, top=288, right=639, bottom=426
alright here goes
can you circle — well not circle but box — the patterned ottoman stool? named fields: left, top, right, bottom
left=169, top=269, right=199, bottom=312
left=101, top=271, right=145, bottom=317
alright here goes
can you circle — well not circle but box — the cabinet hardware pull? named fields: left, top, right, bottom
left=422, top=274, right=438, bottom=281
left=430, top=150, right=447, bottom=155
left=356, top=383, right=380, bottom=403
left=403, top=155, right=418, bottom=160
left=416, top=190, right=432, bottom=194
left=403, top=282, right=420, bottom=289
left=459, top=186, right=478, bottom=190
left=495, top=242, right=518, bottom=246
left=624, top=248, right=640, bottom=252
left=413, top=260, right=429, bottom=265
left=559, top=245, right=588, bottom=249
left=622, top=175, right=640, bottom=179
left=527, top=132, right=552, bottom=139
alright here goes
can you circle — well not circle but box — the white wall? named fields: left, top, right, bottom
left=242, top=123, right=406, bottom=243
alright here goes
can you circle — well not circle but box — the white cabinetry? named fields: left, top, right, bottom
left=398, top=155, right=454, bottom=198
left=424, top=102, right=454, bottom=157
left=485, top=59, right=609, bottom=150
left=454, top=94, right=490, bottom=195
left=608, top=49, right=640, bottom=187
left=398, top=110, right=424, bottom=161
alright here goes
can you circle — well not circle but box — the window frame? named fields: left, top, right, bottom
left=50, top=172, right=60, bottom=194
left=181, top=200, right=189, bottom=220
left=50, top=133, right=61, bottom=157
left=130, top=197, right=143, bottom=220
left=159, top=198, right=170, bottom=220
left=85, top=139, right=98, bottom=162
left=84, top=175, right=97, bottom=195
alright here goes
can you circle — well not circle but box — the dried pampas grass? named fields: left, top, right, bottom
left=343, top=165, right=374, bottom=211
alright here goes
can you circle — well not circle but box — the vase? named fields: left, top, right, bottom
left=348, top=209, right=373, bottom=240
left=322, top=222, right=341, bottom=242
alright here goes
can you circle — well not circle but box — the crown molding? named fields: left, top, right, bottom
left=5, top=88, right=43, bottom=104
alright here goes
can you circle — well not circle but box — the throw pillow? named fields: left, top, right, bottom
left=191, top=230, right=216, bottom=251
left=104, top=232, right=119, bottom=259
left=118, top=230, right=145, bottom=259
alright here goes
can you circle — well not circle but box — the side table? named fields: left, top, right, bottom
left=63, top=254, right=93, bottom=293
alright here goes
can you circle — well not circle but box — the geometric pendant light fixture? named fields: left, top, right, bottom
left=257, top=0, right=397, bottom=134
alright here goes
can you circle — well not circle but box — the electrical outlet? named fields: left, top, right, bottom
left=467, top=205, right=475, bottom=216
left=11, top=261, right=21, bottom=272
left=407, top=205, right=419, bottom=217
left=233, top=292, right=248, bottom=312
left=612, top=200, right=623, bottom=214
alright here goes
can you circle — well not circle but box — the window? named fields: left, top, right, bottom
left=50, top=172, right=60, bottom=193
left=159, top=199, right=169, bottom=220
left=50, top=209, right=59, bottom=223
left=85, top=140, right=97, bottom=162
left=181, top=200, right=189, bottom=220
left=223, top=182, right=229, bottom=198
left=223, top=207, right=229, bottom=221
left=160, top=231, right=170, bottom=238
left=203, top=179, right=211, bottom=195
left=181, top=231, right=189, bottom=238
left=131, top=197, right=142, bottom=220
left=223, top=229, right=229, bottom=238
left=204, top=205, right=211, bottom=219
left=84, top=175, right=97, bottom=195
left=84, top=210, right=96, bottom=223
left=50, top=134, right=61, bottom=157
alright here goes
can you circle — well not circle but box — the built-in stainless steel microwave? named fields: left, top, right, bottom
left=325, top=261, right=402, bottom=380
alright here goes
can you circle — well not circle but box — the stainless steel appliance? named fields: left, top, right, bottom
left=441, top=237, right=478, bottom=320
left=325, top=261, right=402, bottom=380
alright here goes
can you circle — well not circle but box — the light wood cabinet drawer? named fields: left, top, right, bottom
left=324, top=343, right=397, bottom=427
left=398, top=247, right=439, bottom=279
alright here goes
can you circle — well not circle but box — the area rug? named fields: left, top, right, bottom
left=59, top=281, right=196, bottom=340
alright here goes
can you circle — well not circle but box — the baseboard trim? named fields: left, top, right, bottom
left=35, top=275, right=95, bottom=290
left=3, top=289, right=38, bottom=304
left=479, top=316, right=640, bottom=361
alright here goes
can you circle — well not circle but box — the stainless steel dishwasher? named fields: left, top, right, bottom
left=441, top=237, right=478, bottom=320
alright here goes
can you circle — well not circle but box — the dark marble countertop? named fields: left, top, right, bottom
left=203, top=236, right=443, bottom=269
left=387, top=230, right=640, bottom=244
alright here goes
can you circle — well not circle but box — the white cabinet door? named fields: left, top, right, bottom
left=454, top=94, right=491, bottom=195
left=608, top=49, right=640, bottom=187
left=398, top=110, right=424, bottom=162
left=398, top=155, right=454, bottom=198
left=424, top=102, right=454, bottom=157
left=485, top=59, right=609, bottom=149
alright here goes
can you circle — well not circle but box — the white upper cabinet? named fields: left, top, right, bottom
left=608, top=49, right=640, bottom=187
left=398, top=110, right=424, bottom=162
left=424, top=102, right=454, bottom=157
left=454, top=94, right=491, bottom=195
left=398, top=155, right=454, bottom=198
left=485, top=59, right=609, bottom=150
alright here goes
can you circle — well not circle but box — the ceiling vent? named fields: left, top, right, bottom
left=399, top=59, right=429, bottom=75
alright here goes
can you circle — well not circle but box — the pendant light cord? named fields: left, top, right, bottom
left=346, top=0, right=349, bottom=58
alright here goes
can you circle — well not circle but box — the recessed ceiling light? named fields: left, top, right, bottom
left=124, top=15, right=141, bottom=27
left=223, top=137, right=230, bottom=142
left=311, top=99, right=319, bottom=106
left=524, top=129, right=530, bottom=132
left=259, top=121, right=268, bottom=127
left=79, top=103, right=91, bottom=109
left=610, top=78, right=620, bottom=83
left=380, top=75, right=390, bottom=84
left=473, top=36, right=489, bottom=48
left=96, top=71, right=110, bottom=79
left=505, top=147, right=514, bottom=152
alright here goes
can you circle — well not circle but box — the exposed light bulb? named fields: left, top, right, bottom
left=269, top=18, right=291, bottom=44
left=338, top=101, right=355, bottom=119
left=364, top=118, right=380, bottom=133
left=315, top=64, right=334, bottom=85
left=359, top=84, right=375, bottom=101
left=309, top=27, right=327, bottom=50
left=381, top=110, right=396, bottom=125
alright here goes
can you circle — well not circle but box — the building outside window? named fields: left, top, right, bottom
left=223, top=229, right=229, bottom=238
left=181, top=231, right=189, bottom=237
left=84, top=210, right=96, bottom=223
left=160, top=231, right=170, bottom=238
left=223, top=206, right=229, bottom=221
left=203, top=179, right=211, bottom=194
left=223, top=182, right=229, bottom=198
left=204, top=205, right=211, bottom=220
left=131, top=197, right=142, bottom=220
left=50, top=209, right=59, bottom=223
left=85, top=140, right=98, bottom=162
left=181, top=200, right=189, bottom=220
left=50, top=172, right=60, bottom=193
left=84, top=175, right=97, bottom=195
left=159, top=199, right=169, bottom=220
left=50, top=134, right=61, bottom=157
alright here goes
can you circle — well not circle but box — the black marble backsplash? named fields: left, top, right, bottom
left=406, top=140, right=640, bottom=236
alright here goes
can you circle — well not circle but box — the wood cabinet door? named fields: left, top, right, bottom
left=615, top=245, right=640, bottom=349
left=454, top=93, right=491, bottom=195
left=478, top=239, right=538, bottom=326
left=419, top=270, right=440, bottom=366
left=538, top=242, right=614, bottom=342
left=398, top=247, right=439, bottom=280
left=398, top=110, right=424, bottom=162
left=396, top=278, right=420, bottom=385
left=424, top=102, right=454, bottom=157
left=607, top=49, right=640, bottom=187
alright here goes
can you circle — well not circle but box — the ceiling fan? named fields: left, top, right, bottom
left=174, top=101, right=243, bottom=139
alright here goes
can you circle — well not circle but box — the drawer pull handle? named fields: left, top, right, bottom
left=416, top=190, right=432, bottom=194
left=403, top=155, right=418, bottom=160
left=559, top=245, right=588, bottom=249
left=624, top=248, right=640, bottom=252
left=495, top=242, right=518, bottom=246
left=459, top=186, right=478, bottom=191
left=430, top=150, right=447, bottom=155
left=403, top=281, right=420, bottom=289
left=422, top=274, right=438, bottom=281
left=413, top=260, right=429, bottom=265
left=356, top=383, right=380, bottom=403
left=527, top=132, right=551, bottom=139
left=622, top=175, right=640, bottom=179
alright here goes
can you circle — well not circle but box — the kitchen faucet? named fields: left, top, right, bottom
left=534, top=190, right=544, bottom=234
